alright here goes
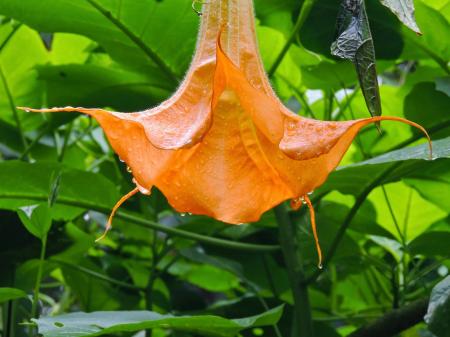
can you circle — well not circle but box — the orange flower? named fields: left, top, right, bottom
left=21, top=0, right=430, bottom=265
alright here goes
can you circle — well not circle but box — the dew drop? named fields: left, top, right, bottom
left=307, top=190, right=314, bottom=196
left=25, top=109, right=30, bottom=113
left=318, top=263, right=323, bottom=270
left=119, top=157, right=125, bottom=163
left=180, top=212, right=187, bottom=217
left=126, top=166, right=132, bottom=173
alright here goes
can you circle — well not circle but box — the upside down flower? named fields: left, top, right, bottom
left=22, top=0, right=431, bottom=266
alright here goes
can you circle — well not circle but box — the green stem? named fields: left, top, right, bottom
left=275, top=203, right=313, bottom=337
left=268, top=0, right=316, bottom=77
left=278, top=75, right=316, bottom=118
left=19, top=126, right=49, bottom=160
left=304, top=162, right=403, bottom=284
left=247, top=281, right=284, bottom=337
left=0, top=192, right=279, bottom=252
left=51, top=258, right=143, bottom=291
left=0, top=65, right=28, bottom=155
left=58, top=122, right=74, bottom=162
left=29, top=235, right=47, bottom=335
left=381, top=186, right=405, bottom=247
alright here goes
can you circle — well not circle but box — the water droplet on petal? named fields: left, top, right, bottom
left=180, top=212, right=187, bottom=217
left=307, top=190, right=314, bottom=196
left=126, top=166, right=132, bottom=173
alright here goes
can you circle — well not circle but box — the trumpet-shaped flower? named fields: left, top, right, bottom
left=22, top=0, right=430, bottom=265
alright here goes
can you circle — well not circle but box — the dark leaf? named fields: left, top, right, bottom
left=331, top=0, right=382, bottom=119
left=425, top=276, right=450, bottom=337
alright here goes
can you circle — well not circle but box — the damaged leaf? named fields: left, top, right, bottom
left=331, top=0, right=382, bottom=121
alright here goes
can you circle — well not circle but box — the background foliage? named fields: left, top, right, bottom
left=0, top=0, right=449, bottom=336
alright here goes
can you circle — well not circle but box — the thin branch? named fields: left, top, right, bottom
left=52, top=258, right=143, bottom=291
left=347, top=298, right=429, bottom=337
left=0, top=192, right=280, bottom=252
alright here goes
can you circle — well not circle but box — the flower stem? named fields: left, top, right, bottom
left=29, top=235, right=47, bottom=335
left=275, top=203, right=313, bottom=337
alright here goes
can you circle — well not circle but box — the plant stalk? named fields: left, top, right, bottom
left=29, top=235, right=47, bottom=336
left=275, top=203, right=313, bottom=337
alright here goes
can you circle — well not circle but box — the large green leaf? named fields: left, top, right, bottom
left=401, top=1, right=450, bottom=63
left=0, top=22, right=47, bottom=132
left=425, top=276, right=450, bottom=337
left=38, top=63, right=170, bottom=111
left=368, top=181, right=447, bottom=241
left=405, top=82, right=450, bottom=138
left=33, top=306, right=284, bottom=337
left=322, top=136, right=450, bottom=196
left=0, top=161, right=119, bottom=220
left=409, top=231, right=450, bottom=256
left=0, top=0, right=198, bottom=82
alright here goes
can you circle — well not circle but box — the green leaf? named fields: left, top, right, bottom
left=401, top=2, right=450, bottom=64
left=380, top=0, right=421, bottom=34
left=368, top=181, right=447, bottom=241
left=0, top=0, right=198, bottom=82
left=405, top=168, right=450, bottom=211
left=322, top=136, right=449, bottom=196
left=409, top=231, right=450, bottom=256
left=0, top=161, right=119, bottom=221
left=331, top=0, right=382, bottom=119
left=38, top=63, right=170, bottom=112
left=33, top=306, right=284, bottom=337
left=0, top=22, right=48, bottom=131
left=425, top=276, right=450, bottom=337
left=436, top=77, right=450, bottom=97
left=17, top=203, right=52, bottom=240
left=404, top=82, right=450, bottom=136
left=0, top=287, right=27, bottom=303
